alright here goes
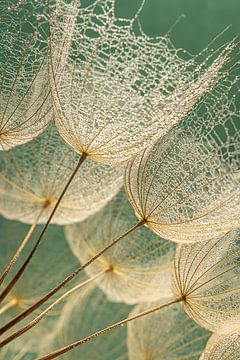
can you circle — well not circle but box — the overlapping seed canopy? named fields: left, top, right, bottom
left=50, top=0, right=234, bottom=164
left=65, top=189, right=175, bottom=304
left=0, top=125, right=123, bottom=224
left=0, top=215, right=81, bottom=357
left=125, top=79, right=240, bottom=243
left=0, top=1, right=239, bottom=358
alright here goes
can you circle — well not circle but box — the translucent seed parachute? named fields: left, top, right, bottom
left=0, top=215, right=83, bottom=357
left=65, top=189, right=175, bottom=304
left=0, top=1, right=240, bottom=358
left=0, top=125, right=123, bottom=225
left=36, top=229, right=240, bottom=359
left=50, top=0, right=236, bottom=164
left=125, top=75, right=240, bottom=243
left=172, top=230, right=240, bottom=332
left=0, top=0, right=53, bottom=150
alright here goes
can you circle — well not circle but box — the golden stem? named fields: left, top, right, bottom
left=0, top=219, right=144, bottom=336
left=0, top=153, right=86, bottom=305
left=0, top=269, right=107, bottom=347
left=0, top=207, right=45, bottom=287
left=37, top=298, right=183, bottom=360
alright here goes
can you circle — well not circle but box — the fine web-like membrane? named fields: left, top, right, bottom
left=0, top=215, right=82, bottom=357
left=172, top=229, right=240, bottom=332
left=200, top=329, right=240, bottom=360
left=50, top=0, right=235, bottom=164
left=0, top=0, right=53, bottom=151
left=65, top=189, right=175, bottom=304
left=0, top=125, right=124, bottom=225
left=125, top=76, right=240, bottom=243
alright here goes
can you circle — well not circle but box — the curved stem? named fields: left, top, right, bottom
left=0, top=207, right=45, bottom=287
left=0, top=219, right=144, bottom=336
left=37, top=298, right=182, bottom=360
left=0, top=153, right=86, bottom=305
left=0, top=269, right=107, bottom=347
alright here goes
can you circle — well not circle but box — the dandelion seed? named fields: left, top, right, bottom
left=0, top=270, right=106, bottom=348
left=7, top=67, right=239, bottom=329
left=0, top=215, right=82, bottom=356
left=50, top=0, right=234, bottom=164
left=125, top=77, right=240, bottom=243
left=0, top=124, right=123, bottom=296
left=0, top=125, right=123, bottom=225
left=1, top=2, right=239, bottom=356
left=0, top=0, right=52, bottom=150
left=35, top=229, right=240, bottom=359
left=0, top=188, right=171, bottom=344
left=65, top=189, right=175, bottom=304
left=172, top=230, right=240, bottom=332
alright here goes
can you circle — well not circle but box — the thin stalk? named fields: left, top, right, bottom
left=0, top=219, right=144, bottom=336
left=0, top=153, right=87, bottom=305
left=0, top=207, right=45, bottom=287
left=37, top=298, right=183, bottom=360
left=0, top=269, right=107, bottom=347
left=0, top=298, right=18, bottom=315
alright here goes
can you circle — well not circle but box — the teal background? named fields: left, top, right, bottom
left=116, top=0, right=240, bottom=53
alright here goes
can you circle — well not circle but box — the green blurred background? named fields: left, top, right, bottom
left=116, top=0, right=240, bottom=53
